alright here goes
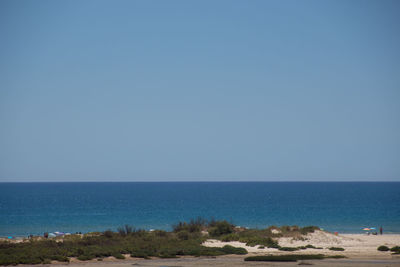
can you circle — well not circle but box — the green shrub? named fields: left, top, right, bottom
left=240, top=236, right=279, bottom=248
left=49, top=255, right=69, bottom=262
left=172, top=217, right=207, bottom=233
left=118, top=225, right=134, bottom=236
left=220, top=233, right=239, bottom=242
left=300, top=226, right=320, bottom=235
left=329, top=247, right=345, bottom=251
left=77, top=254, right=95, bottom=261
left=280, top=226, right=292, bottom=233
left=103, top=230, right=114, bottom=238
left=208, top=221, right=234, bottom=237
left=153, top=230, right=167, bottom=237
left=172, top=222, right=189, bottom=233
left=220, top=245, right=247, bottom=255
left=390, top=246, right=400, bottom=252
left=305, top=244, right=317, bottom=249
left=177, top=230, right=190, bottom=240
left=42, top=259, right=52, bottom=264
left=278, top=246, right=299, bottom=251
left=112, top=253, right=125, bottom=259
left=280, top=225, right=301, bottom=234
left=158, top=253, right=177, bottom=258
left=377, top=245, right=390, bottom=251
left=130, top=252, right=149, bottom=259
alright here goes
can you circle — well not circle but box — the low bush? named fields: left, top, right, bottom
left=49, top=255, right=69, bottom=262
left=390, top=246, right=400, bottom=252
left=329, top=247, right=345, bottom=251
left=152, top=230, right=167, bottom=237
left=103, top=230, right=114, bottom=238
left=220, top=245, right=247, bottom=255
left=208, top=221, right=234, bottom=237
left=300, top=226, right=320, bottom=235
left=117, top=225, right=134, bottom=236
left=158, top=253, right=177, bottom=258
left=112, top=253, right=125, bottom=259
left=220, top=233, right=239, bottom=242
left=177, top=230, right=190, bottom=240
left=305, top=244, right=317, bottom=249
left=377, top=245, right=390, bottom=251
left=172, top=217, right=207, bottom=233
left=77, top=255, right=95, bottom=261
left=42, top=259, right=52, bottom=264
left=278, top=247, right=299, bottom=251
left=241, top=237, right=279, bottom=248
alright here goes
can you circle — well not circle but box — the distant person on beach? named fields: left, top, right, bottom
left=380, top=226, right=383, bottom=235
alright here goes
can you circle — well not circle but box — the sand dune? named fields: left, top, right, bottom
left=203, top=230, right=400, bottom=258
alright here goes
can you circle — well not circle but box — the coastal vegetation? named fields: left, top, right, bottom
left=278, top=246, right=300, bottom=251
left=0, top=218, right=322, bottom=265
left=377, top=245, right=390, bottom=251
left=328, top=247, right=345, bottom=251
left=305, top=244, right=322, bottom=249
left=377, top=245, right=400, bottom=254
left=217, top=224, right=319, bottom=249
left=390, top=246, right=400, bottom=254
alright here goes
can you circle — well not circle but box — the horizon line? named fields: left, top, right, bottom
left=0, top=180, right=399, bottom=183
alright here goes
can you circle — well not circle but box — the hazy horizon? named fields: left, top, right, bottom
left=1, top=0, right=399, bottom=182
left=1, top=179, right=399, bottom=183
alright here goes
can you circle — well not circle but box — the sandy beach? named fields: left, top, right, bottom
left=17, top=231, right=399, bottom=267
left=203, top=231, right=400, bottom=259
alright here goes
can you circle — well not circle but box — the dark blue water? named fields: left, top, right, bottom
left=0, top=182, right=399, bottom=237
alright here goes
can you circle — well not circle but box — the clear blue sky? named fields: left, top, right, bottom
left=1, top=0, right=399, bottom=182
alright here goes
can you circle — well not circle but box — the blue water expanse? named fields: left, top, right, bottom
left=0, top=182, right=399, bottom=237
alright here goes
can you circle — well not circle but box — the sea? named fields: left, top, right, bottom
left=1, top=182, right=399, bottom=237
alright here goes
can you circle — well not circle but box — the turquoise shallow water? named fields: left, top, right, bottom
left=0, top=182, right=399, bottom=237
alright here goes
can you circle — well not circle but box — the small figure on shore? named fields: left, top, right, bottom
left=380, top=226, right=383, bottom=235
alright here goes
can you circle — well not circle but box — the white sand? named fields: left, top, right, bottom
left=203, top=230, right=400, bottom=258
